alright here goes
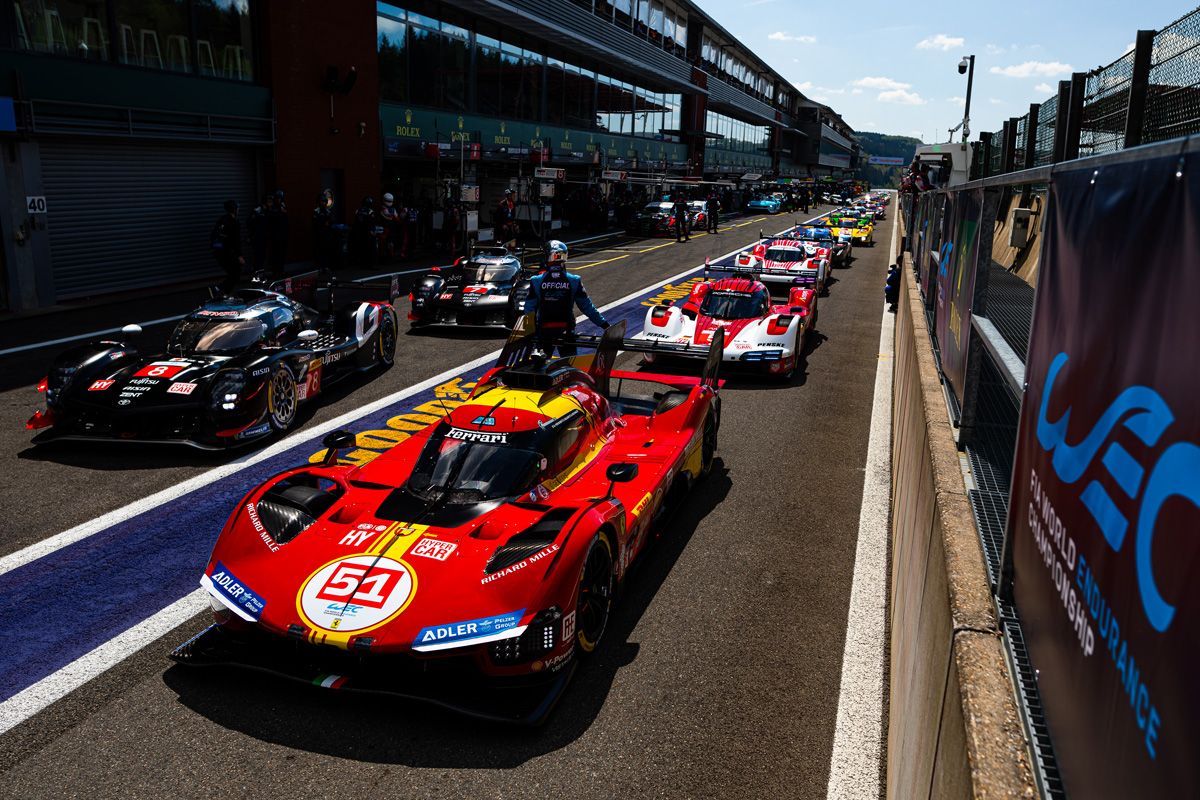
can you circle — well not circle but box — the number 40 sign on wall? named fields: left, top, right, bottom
left=26, top=196, right=47, bottom=214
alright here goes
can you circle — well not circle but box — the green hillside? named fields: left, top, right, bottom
left=856, top=132, right=924, bottom=187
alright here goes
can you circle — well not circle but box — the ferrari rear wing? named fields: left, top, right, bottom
left=497, top=314, right=725, bottom=391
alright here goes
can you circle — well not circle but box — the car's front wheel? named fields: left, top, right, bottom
left=575, top=530, right=615, bottom=655
left=267, top=366, right=298, bottom=433
left=377, top=314, right=397, bottom=367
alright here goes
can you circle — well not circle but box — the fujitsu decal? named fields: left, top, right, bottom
left=1036, top=351, right=1200, bottom=633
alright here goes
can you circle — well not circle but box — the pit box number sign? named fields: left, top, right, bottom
left=26, top=196, right=47, bottom=214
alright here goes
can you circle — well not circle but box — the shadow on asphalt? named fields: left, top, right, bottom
left=161, top=460, right=732, bottom=765
left=404, top=325, right=509, bottom=341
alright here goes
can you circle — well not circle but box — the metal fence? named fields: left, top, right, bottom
left=971, top=5, right=1200, bottom=178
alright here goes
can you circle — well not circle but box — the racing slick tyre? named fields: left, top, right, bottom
left=575, top=530, right=615, bottom=655
left=267, top=366, right=299, bottom=433
left=377, top=314, right=397, bottom=367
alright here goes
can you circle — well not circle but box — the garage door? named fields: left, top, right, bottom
left=39, top=140, right=258, bottom=301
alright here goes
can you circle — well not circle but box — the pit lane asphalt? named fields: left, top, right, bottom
left=0, top=211, right=893, bottom=800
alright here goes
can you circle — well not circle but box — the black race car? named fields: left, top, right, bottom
left=409, top=244, right=541, bottom=328
left=627, top=201, right=690, bottom=237
left=26, top=276, right=399, bottom=449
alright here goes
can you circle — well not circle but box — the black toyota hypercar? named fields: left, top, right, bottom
left=26, top=276, right=400, bottom=449
left=408, top=244, right=542, bottom=328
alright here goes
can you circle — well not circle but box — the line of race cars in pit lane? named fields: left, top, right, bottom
left=14, top=196, right=886, bottom=724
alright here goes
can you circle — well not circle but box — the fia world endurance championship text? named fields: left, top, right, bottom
left=1028, top=469, right=1162, bottom=759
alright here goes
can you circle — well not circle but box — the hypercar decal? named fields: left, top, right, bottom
left=409, top=537, right=457, bottom=561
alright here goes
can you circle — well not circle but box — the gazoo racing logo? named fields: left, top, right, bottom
left=1036, top=352, right=1200, bottom=634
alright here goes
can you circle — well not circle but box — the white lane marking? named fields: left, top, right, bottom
left=0, top=219, right=821, bottom=580
left=0, top=589, right=208, bottom=736
left=825, top=210, right=895, bottom=800
left=349, top=266, right=435, bottom=283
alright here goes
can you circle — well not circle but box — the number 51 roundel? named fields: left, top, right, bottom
left=297, top=555, right=416, bottom=634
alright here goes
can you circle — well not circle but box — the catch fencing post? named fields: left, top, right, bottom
left=1052, top=81, right=1071, bottom=162
left=1064, top=72, right=1086, bottom=161
left=1123, top=29, right=1156, bottom=149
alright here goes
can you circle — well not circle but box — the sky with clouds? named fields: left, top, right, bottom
left=692, top=0, right=1196, bottom=141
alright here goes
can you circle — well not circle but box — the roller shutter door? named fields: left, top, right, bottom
left=40, top=140, right=258, bottom=301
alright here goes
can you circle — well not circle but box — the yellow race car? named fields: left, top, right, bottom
left=828, top=215, right=875, bottom=247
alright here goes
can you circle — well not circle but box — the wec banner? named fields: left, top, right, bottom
left=934, top=187, right=983, bottom=405
left=1007, top=153, right=1200, bottom=797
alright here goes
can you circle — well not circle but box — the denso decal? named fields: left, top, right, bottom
left=298, top=555, right=415, bottom=633
left=480, top=544, right=560, bottom=585
left=414, top=609, right=526, bottom=648
left=409, top=537, right=457, bottom=561
left=88, top=380, right=115, bottom=391
left=446, top=427, right=508, bottom=444
left=203, top=561, right=266, bottom=621
left=167, top=382, right=197, bottom=395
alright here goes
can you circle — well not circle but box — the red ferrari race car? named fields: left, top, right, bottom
left=631, top=268, right=816, bottom=380
left=172, top=318, right=724, bottom=723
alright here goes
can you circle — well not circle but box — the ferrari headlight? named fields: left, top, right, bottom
left=489, top=606, right=561, bottom=665
left=208, top=369, right=246, bottom=411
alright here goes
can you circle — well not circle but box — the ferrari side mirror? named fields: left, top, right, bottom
left=605, top=462, right=638, bottom=499
left=321, top=430, right=357, bottom=466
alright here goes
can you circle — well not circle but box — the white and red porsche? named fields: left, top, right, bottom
left=631, top=273, right=817, bottom=379
left=732, top=239, right=830, bottom=295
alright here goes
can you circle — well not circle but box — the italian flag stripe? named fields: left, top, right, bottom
left=314, top=674, right=346, bottom=689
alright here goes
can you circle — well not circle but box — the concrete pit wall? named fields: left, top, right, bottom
left=886, top=221, right=1037, bottom=798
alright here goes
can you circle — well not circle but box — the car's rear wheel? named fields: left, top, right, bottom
left=575, top=531, right=615, bottom=655
left=377, top=314, right=397, bottom=367
left=267, top=367, right=298, bottom=432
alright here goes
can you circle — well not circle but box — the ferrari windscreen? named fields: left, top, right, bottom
left=168, top=318, right=266, bottom=354
left=405, top=424, right=544, bottom=503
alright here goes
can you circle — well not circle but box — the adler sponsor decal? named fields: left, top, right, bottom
left=480, top=543, right=561, bottom=585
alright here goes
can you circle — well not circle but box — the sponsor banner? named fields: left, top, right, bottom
left=414, top=609, right=526, bottom=650
left=203, top=561, right=266, bottom=621
left=1007, top=153, right=1200, bottom=797
left=936, top=187, right=983, bottom=406
left=867, top=155, right=907, bottom=165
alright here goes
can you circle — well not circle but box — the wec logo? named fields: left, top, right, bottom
left=1036, top=352, right=1200, bottom=633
